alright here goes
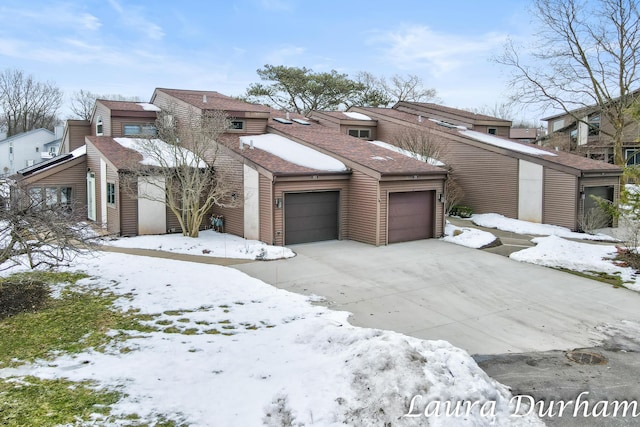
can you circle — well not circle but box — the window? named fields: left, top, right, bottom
left=45, top=187, right=58, bottom=207
left=96, top=116, right=103, bottom=136
left=626, top=148, right=640, bottom=165
left=28, top=186, right=74, bottom=209
left=588, top=113, right=600, bottom=136
left=60, top=187, right=72, bottom=208
left=106, top=182, right=116, bottom=205
left=230, top=120, right=245, bottom=130
left=488, top=128, right=497, bottom=135
left=348, top=129, right=371, bottom=139
left=123, top=123, right=157, bottom=136
left=35, top=146, right=39, bottom=152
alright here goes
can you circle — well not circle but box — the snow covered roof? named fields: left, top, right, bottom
left=113, top=138, right=207, bottom=168
left=343, top=111, right=373, bottom=121
left=239, top=134, right=347, bottom=172
left=459, top=130, right=557, bottom=157
left=368, top=140, right=445, bottom=166
left=137, top=103, right=161, bottom=112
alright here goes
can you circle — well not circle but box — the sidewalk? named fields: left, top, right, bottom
left=100, top=245, right=254, bottom=266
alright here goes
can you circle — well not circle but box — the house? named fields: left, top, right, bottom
left=541, top=94, right=640, bottom=164
left=509, top=128, right=545, bottom=143
left=340, top=103, right=622, bottom=231
left=13, top=90, right=448, bottom=245
left=151, top=88, right=448, bottom=245
left=0, top=127, right=64, bottom=178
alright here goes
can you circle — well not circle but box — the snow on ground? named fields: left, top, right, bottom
left=441, top=221, right=498, bottom=249
left=472, top=213, right=618, bottom=241
left=105, top=229, right=295, bottom=260
left=510, top=236, right=640, bottom=292
left=0, top=253, right=542, bottom=426
left=240, top=134, right=347, bottom=171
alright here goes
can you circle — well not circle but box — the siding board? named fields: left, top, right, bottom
left=348, top=171, right=379, bottom=245
left=543, top=169, right=578, bottom=229
left=259, top=174, right=273, bottom=244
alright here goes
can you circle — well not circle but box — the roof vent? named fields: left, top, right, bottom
left=418, top=115, right=423, bottom=123
left=250, top=139, right=254, bottom=149
left=203, top=95, right=207, bottom=103
left=285, top=112, right=290, bottom=120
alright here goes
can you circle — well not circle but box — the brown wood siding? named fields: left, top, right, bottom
left=23, top=159, right=88, bottom=218
left=273, top=179, right=349, bottom=247
left=166, top=205, right=182, bottom=233
left=210, top=149, right=244, bottom=238
left=63, top=121, right=91, bottom=153
left=473, top=125, right=510, bottom=138
left=347, top=171, right=379, bottom=245
left=380, top=179, right=445, bottom=244
left=120, top=181, right=138, bottom=236
left=92, top=102, right=112, bottom=136
left=339, top=124, right=377, bottom=140
left=543, top=168, right=578, bottom=229
left=106, top=166, right=120, bottom=234
left=259, top=174, right=274, bottom=244
left=239, top=118, right=268, bottom=135
left=443, top=140, right=519, bottom=218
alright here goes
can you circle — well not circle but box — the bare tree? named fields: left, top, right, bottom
left=0, top=68, right=63, bottom=137
left=391, top=127, right=464, bottom=213
left=69, top=90, right=142, bottom=121
left=1, top=186, right=97, bottom=270
left=121, top=103, right=239, bottom=237
left=382, top=74, right=439, bottom=104
left=496, top=0, right=640, bottom=165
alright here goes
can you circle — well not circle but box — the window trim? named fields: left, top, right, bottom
left=625, top=148, right=640, bottom=165
left=487, top=128, right=497, bottom=135
left=123, top=123, right=157, bottom=136
left=96, top=116, right=104, bottom=136
left=229, top=120, right=245, bottom=131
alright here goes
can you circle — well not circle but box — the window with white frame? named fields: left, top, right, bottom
left=96, top=116, right=103, bottom=136
left=106, top=182, right=116, bottom=206
left=348, top=128, right=371, bottom=139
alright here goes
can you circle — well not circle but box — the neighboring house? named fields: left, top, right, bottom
left=342, top=103, right=622, bottom=231
left=509, top=128, right=545, bottom=143
left=0, top=127, right=63, bottom=177
left=541, top=96, right=640, bottom=164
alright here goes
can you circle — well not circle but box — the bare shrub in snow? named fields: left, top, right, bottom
left=263, top=393, right=304, bottom=427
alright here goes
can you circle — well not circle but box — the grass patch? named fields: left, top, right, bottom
left=204, top=329, right=220, bottom=335
left=0, top=271, right=155, bottom=368
left=156, top=319, right=173, bottom=326
left=0, top=376, right=120, bottom=427
left=555, top=268, right=625, bottom=287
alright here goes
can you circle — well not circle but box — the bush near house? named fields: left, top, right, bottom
left=450, top=205, right=473, bottom=218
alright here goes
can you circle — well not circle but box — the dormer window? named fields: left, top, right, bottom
left=348, top=128, right=371, bottom=139
left=230, top=120, right=245, bottom=130
left=588, top=113, right=600, bottom=136
left=96, top=116, right=103, bottom=136
left=488, top=128, right=497, bottom=135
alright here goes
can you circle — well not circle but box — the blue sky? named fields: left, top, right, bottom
left=0, top=0, right=536, bottom=120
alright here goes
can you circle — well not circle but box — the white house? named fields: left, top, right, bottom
left=0, top=126, right=63, bottom=177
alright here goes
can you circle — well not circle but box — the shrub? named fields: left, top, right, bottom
left=0, top=279, right=50, bottom=320
left=450, top=205, right=473, bottom=218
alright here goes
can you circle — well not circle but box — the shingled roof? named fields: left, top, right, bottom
left=96, top=100, right=160, bottom=113
left=266, top=112, right=446, bottom=176
left=86, top=136, right=142, bottom=170
left=153, top=88, right=271, bottom=113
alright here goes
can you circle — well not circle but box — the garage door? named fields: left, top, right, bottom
left=284, top=191, right=339, bottom=244
left=388, top=191, right=434, bottom=243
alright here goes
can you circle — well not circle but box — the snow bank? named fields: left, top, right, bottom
left=510, top=236, right=640, bottom=291
left=106, top=229, right=295, bottom=260
left=473, top=213, right=618, bottom=241
left=0, top=253, right=542, bottom=426
left=442, top=222, right=498, bottom=248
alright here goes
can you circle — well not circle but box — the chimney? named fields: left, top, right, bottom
left=203, top=95, right=207, bottom=103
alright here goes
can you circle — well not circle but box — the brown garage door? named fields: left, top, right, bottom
left=285, top=191, right=339, bottom=244
left=388, top=191, right=434, bottom=243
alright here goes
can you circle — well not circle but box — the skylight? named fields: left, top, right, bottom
left=292, top=118, right=310, bottom=125
left=273, top=117, right=293, bottom=124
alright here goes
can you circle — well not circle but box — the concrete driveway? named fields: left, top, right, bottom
left=233, top=239, right=640, bottom=355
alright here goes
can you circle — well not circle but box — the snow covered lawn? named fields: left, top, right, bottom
left=0, top=253, right=542, bottom=426
left=472, top=213, right=617, bottom=241
left=105, top=229, right=295, bottom=260
left=441, top=221, right=498, bottom=249
left=510, top=236, right=640, bottom=292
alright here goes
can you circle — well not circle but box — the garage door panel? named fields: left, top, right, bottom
left=285, top=191, right=339, bottom=244
left=388, top=191, right=434, bottom=243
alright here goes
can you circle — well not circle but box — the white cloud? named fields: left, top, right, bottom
left=372, top=25, right=507, bottom=76
left=80, top=13, right=101, bottom=30
left=107, top=0, right=165, bottom=40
